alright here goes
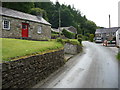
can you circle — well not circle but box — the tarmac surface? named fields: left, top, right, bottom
left=33, top=41, right=119, bottom=88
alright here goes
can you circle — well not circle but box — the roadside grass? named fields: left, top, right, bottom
left=117, top=52, right=120, bottom=61
left=2, top=38, right=63, bottom=62
left=62, top=39, right=82, bottom=46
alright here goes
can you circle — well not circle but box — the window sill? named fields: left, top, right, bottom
left=3, top=29, right=10, bottom=30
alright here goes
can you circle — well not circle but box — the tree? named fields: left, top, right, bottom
left=84, top=20, right=97, bottom=34
left=61, top=8, right=74, bottom=27
left=29, top=8, right=48, bottom=21
left=2, top=2, right=34, bottom=13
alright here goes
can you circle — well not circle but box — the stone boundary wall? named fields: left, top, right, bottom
left=64, top=43, right=82, bottom=54
left=2, top=49, right=64, bottom=88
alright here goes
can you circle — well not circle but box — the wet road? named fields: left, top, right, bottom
left=34, top=41, right=119, bottom=88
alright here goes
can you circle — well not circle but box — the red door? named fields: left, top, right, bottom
left=22, top=23, right=29, bottom=37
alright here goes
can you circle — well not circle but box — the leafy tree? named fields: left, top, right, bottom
left=84, top=20, right=97, bottom=34
left=29, top=8, right=48, bottom=21
left=2, top=2, right=34, bottom=13
left=61, top=8, right=74, bottom=27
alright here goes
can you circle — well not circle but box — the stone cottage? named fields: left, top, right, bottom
left=0, top=7, right=51, bottom=40
left=95, top=27, right=120, bottom=42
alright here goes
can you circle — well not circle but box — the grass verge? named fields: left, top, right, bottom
left=2, top=38, right=63, bottom=62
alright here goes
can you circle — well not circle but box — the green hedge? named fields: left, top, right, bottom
left=62, top=29, right=75, bottom=39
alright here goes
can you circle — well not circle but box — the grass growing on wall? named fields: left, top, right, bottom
left=117, top=52, right=120, bottom=61
left=62, top=39, right=80, bottom=45
left=2, top=38, right=63, bottom=61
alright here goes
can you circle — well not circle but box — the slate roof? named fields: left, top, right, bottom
left=51, top=28, right=61, bottom=33
left=60, top=27, right=70, bottom=30
left=0, top=7, right=51, bottom=26
left=59, top=26, right=77, bottom=33
left=95, top=27, right=120, bottom=34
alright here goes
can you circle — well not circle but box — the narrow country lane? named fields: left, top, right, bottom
left=33, top=41, right=119, bottom=88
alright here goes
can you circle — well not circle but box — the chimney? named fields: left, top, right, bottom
left=37, top=13, right=42, bottom=20
left=118, top=1, right=120, bottom=27
left=109, top=14, right=111, bottom=28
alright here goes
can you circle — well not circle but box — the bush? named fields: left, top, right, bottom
left=82, top=35, right=89, bottom=41
left=62, top=39, right=80, bottom=45
left=89, top=34, right=94, bottom=42
left=78, top=38, right=82, bottom=44
left=51, top=34, right=59, bottom=39
left=77, top=34, right=82, bottom=39
left=62, top=29, right=75, bottom=39
left=77, top=34, right=88, bottom=41
left=56, top=38, right=63, bottom=44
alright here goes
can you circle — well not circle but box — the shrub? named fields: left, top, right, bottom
left=78, top=38, right=82, bottom=44
left=89, top=34, right=94, bottom=42
left=62, top=39, right=80, bottom=45
left=62, top=29, right=75, bottom=39
left=56, top=38, right=63, bottom=44
left=82, top=35, right=89, bottom=41
left=51, top=34, right=59, bottom=39
left=77, top=34, right=82, bottom=39
left=77, top=34, right=89, bottom=41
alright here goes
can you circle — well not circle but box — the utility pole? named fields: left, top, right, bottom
left=59, top=6, right=61, bottom=37
left=109, top=14, right=111, bottom=28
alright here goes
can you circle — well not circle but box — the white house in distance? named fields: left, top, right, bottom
left=116, top=2, right=120, bottom=47
left=95, top=27, right=119, bottom=43
left=116, top=28, right=120, bottom=47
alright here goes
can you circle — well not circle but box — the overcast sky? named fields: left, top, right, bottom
left=50, top=0, right=119, bottom=28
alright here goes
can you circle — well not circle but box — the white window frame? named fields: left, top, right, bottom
left=119, top=34, right=120, bottom=39
left=37, top=25, right=42, bottom=34
left=3, top=20, right=10, bottom=30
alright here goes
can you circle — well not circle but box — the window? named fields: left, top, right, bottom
left=3, top=20, right=10, bottom=30
left=37, top=26, right=42, bottom=34
left=113, top=33, right=115, bottom=36
left=22, top=24, right=27, bottom=29
left=119, top=34, right=120, bottom=39
left=106, top=33, right=109, bottom=36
